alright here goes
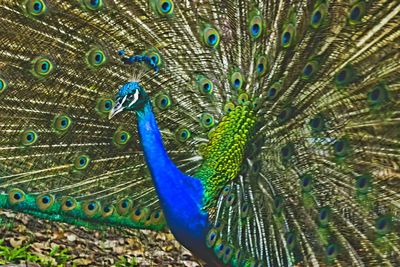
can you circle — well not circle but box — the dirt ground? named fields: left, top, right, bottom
left=0, top=209, right=203, bottom=266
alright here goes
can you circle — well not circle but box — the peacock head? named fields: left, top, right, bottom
left=109, top=81, right=149, bottom=119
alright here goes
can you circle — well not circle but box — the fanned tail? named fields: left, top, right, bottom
left=0, top=0, right=399, bottom=266
left=201, top=0, right=400, bottom=266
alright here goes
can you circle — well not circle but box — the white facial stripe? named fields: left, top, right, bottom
left=128, top=90, right=140, bottom=107
left=109, top=91, right=140, bottom=119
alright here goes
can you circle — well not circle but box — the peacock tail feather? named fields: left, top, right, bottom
left=0, top=0, right=399, bottom=266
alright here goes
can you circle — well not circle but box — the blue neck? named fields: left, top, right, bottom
left=134, top=102, right=209, bottom=249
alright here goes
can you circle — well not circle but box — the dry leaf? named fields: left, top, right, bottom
left=72, top=258, right=93, bottom=266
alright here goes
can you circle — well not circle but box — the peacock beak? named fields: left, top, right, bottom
left=109, top=95, right=127, bottom=119
left=109, top=89, right=140, bottom=119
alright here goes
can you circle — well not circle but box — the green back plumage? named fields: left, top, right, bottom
left=195, top=105, right=256, bottom=207
left=0, top=0, right=399, bottom=266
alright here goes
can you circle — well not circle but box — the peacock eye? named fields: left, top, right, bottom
left=255, top=55, right=268, bottom=77
left=144, top=49, right=163, bottom=68
left=61, top=197, right=77, bottom=211
left=82, top=0, right=104, bottom=11
left=155, top=94, right=171, bottom=110
left=214, top=242, right=231, bottom=263
left=241, top=202, right=250, bottom=218
left=301, top=60, right=319, bottom=80
left=202, top=26, right=220, bottom=48
left=53, top=114, right=72, bottom=133
left=355, top=174, right=371, bottom=194
left=348, top=1, right=366, bottom=24
left=96, top=98, right=114, bottom=115
left=333, top=139, right=350, bottom=158
left=197, top=76, right=213, bottom=95
left=334, top=65, right=356, bottom=87
left=36, top=193, right=55, bottom=211
left=21, top=130, right=38, bottom=146
left=237, top=92, right=249, bottom=105
left=87, top=48, right=107, bottom=68
left=309, top=114, right=325, bottom=133
left=117, top=198, right=132, bottom=215
left=113, top=130, right=131, bottom=146
left=375, top=216, right=392, bottom=235
left=226, top=193, right=236, bottom=206
left=0, top=76, right=8, bottom=95
left=102, top=204, right=114, bottom=217
left=156, top=0, right=174, bottom=15
left=277, top=106, right=294, bottom=124
left=42, top=196, right=50, bottom=204
left=252, top=97, right=261, bottom=110
left=206, top=228, right=219, bottom=248
left=232, top=249, right=242, bottom=266
left=266, top=82, right=281, bottom=101
left=248, top=13, right=263, bottom=39
left=223, top=102, right=235, bottom=114
left=367, top=84, right=389, bottom=108
left=104, top=100, right=112, bottom=110
left=230, top=71, right=244, bottom=90
left=286, top=232, right=297, bottom=250
left=310, top=4, right=327, bottom=28
left=318, top=207, right=330, bottom=227
left=268, top=88, right=276, bottom=97
left=176, top=128, right=191, bottom=142
left=32, top=56, right=54, bottom=78
left=326, top=243, right=338, bottom=258
left=281, top=24, right=296, bottom=48
left=8, top=188, right=26, bottom=205
left=300, top=174, right=312, bottom=192
left=200, top=113, right=215, bottom=128
left=83, top=201, right=101, bottom=217
left=74, top=154, right=90, bottom=170
left=26, top=0, right=47, bottom=16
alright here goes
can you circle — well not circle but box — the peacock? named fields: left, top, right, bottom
left=0, top=0, right=399, bottom=266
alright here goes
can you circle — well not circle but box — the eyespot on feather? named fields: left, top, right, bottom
left=31, top=56, right=54, bottom=78
left=281, top=24, right=296, bottom=48
left=73, top=154, right=91, bottom=170
left=152, top=0, right=174, bottom=16
left=96, top=98, right=114, bottom=115
left=82, top=0, right=104, bottom=11
left=86, top=48, right=107, bottom=68
left=53, top=114, right=72, bottom=133
left=201, top=25, right=220, bottom=48
left=113, top=130, right=131, bottom=146
left=102, top=204, right=115, bottom=218
left=176, top=128, right=191, bottom=142
left=21, top=130, right=38, bottom=146
left=24, top=0, right=47, bottom=17
left=230, top=71, right=244, bottom=90
left=117, top=198, right=132, bottom=216
left=200, top=113, right=215, bottom=129
left=0, top=76, right=8, bottom=95
left=36, top=193, right=55, bottom=211
left=155, top=94, right=171, bottom=110
left=61, top=196, right=77, bottom=211
left=248, top=10, right=264, bottom=39
left=8, top=188, right=26, bottom=205
left=83, top=201, right=101, bottom=217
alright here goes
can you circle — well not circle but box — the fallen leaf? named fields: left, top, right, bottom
left=72, top=258, right=93, bottom=266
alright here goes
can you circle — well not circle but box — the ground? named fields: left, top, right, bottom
left=0, top=210, right=203, bottom=266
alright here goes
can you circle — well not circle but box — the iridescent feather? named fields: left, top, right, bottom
left=0, top=0, right=399, bottom=266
